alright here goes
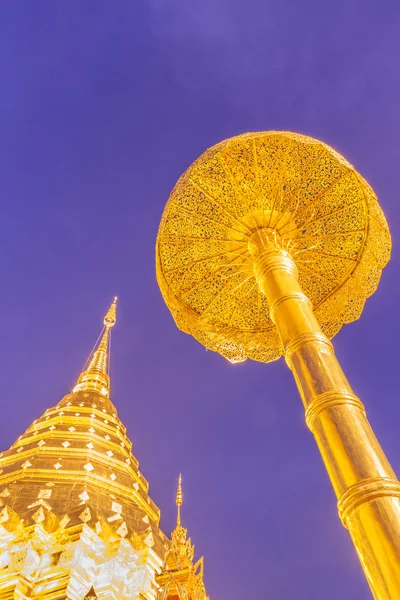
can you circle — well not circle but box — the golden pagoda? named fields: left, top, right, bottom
left=0, top=298, right=209, bottom=600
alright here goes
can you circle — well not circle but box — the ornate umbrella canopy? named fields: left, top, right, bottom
left=156, top=132, right=391, bottom=363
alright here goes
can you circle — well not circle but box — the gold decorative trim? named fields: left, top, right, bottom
left=338, top=477, right=400, bottom=528
left=269, top=292, right=312, bottom=324
left=285, top=332, right=333, bottom=367
left=305, top=391, right=366, bottom=432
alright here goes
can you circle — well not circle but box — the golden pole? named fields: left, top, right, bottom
left=249, top=228, right=400, bottom=598
left=156, top=132, right=398, bottom=598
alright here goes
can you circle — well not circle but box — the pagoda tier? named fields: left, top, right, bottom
left=0, top=386, right=169, bottom=600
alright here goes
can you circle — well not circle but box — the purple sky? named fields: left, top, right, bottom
left=0, top=2, right=399, bottom=598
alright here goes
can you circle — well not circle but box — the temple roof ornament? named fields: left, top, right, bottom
left=73, top=296, right=118, bottom=397
left=157, top=476, right=209, bottom=600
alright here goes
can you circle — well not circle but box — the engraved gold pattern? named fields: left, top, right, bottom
left=156, top=131, right=390, bottom=364
left=156, top=131, right=400, bottom=600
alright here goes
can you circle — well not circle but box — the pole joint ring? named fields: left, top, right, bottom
left=338, top=477, right=400, bottom=528
left=269, top=292, right=312, bottom=324
left=305, top=391, right=366, bottom=432
left=285, top=332, right=333, bottom=368
left=254, top=253, right=298, bottom=283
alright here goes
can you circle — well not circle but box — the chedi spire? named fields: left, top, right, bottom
left=73, top=297, right=117, bottom=397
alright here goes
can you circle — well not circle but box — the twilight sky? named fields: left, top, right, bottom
left=0, top=2, right=400, bottom=598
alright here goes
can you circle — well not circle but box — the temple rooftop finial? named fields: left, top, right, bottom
left=73, top=297, right=118, bottom=397
left=176, top=473, right=183, bottom=527
left=170, top=472, right=195, bottom=562
left=104, top=296, right=118, bottom=327
left=157, top=474, right=209, bottom=599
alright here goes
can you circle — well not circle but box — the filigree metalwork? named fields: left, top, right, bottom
left=156, top=131, right=391, bottom=363
left=156, top=131, right=400, bottom=599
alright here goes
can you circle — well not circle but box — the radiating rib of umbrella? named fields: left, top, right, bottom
left=203, top=275, right=256, bottom=326
left=218, top=152, right=261, bottom=228
left=293, top=164, right=354, bottom=214
left=257, top=137, right=295, bottom=220
left=265, top=139, right=294, bottom=229
left=295, top=248, right=358, bottom=262
left=219, top=250, right=253, bottom=276
left=179, top=247, right=251, bottom=296
left=280, top=210, right=317, bottom=240
left=174, top=203, right=249, bottom=238
left=164, top=234, right=247, bottom=244
left=249, top=212, right=268, bottom=244
left=167, top=263, right=250, bottom=302
left=221, top=264, right=253, bottom=280
left=363, top=238, right=383, bottom=264
left=272, top=193, right=301, bottom=232
left=252, top=139, right=261, bottom=211
left=284, top=238, right=296, bottom=253
left=278, top=170, right=356, bottom=237
left=236, top=279, right=261, bottom=312
left=269, top=147, right=326, bottom=231
left=219, top=149, right=261, bottom=208
left=224, top=267, right=255, bottom=288
left=201, top=269, right=256, bottom=318
left=164, top=244, right=247, bottom=275
left=266, top=192, right=286, bottom=230
left=290, top=229, right=365, bottom=241
left=297, top=261, right=334, bottom=284
left=291, top=241, right=325, bottom=257
left=227, top=301, right=242, bottom=328
left=298, top=262, right=358, bottom=304
left=283, top=199, right=365, bottom=239
left=296, top=250, right=357, bottom=265
left=227, top=279, right=261, bottom=328
left=189, top=178, right=253, bottom=234
left=217, top=256, right=253, bottom=278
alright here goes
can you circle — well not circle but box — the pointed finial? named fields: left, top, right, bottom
left=165, top=474, right=200, bottom=578
left=104, top=297, right=118, bottom=328
left=176, top=473, right=183, bottom=527
left=73, top=298, right=118, bottom=397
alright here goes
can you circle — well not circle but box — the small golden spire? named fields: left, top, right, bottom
left=170, top=473, right=194, bottom=562
left=73, top=298, right=118, bottom=397
left=104, top=296, right=117, bottom=327
left=159, top=474, right=209, bottom=599
left=176, top=473, right=183, bottom=527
